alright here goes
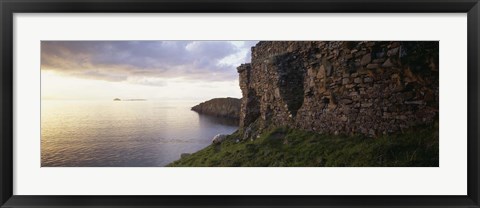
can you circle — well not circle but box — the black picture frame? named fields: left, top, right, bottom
left=1, top=0, right=479, bottom=207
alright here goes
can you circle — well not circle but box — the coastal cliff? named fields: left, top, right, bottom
left=191, top=97, right=241, bottom=119
left=169, top=41, right=439, bottom=167
left=238, top=41, right=439, bottom=138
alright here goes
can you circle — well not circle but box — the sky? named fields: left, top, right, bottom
left=41, top=41, right=258, bottom=101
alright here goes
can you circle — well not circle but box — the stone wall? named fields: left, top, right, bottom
left=237, top=41, right=439, bottom=137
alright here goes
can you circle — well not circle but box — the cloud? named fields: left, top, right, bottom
left=41, top=41, right=258, bottom=85
left=127, top=77, right=168, bottom=87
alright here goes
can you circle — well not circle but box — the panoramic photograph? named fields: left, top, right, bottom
left=41, top=41, right=439, bottom=167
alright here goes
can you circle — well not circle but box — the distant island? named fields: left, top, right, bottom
left=113, top=98, right=147, bottom=101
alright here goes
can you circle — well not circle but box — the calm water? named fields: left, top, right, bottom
left=41, top=100, right=238, bottom=167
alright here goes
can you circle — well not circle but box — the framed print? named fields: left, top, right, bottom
left=1, top=0, right=479, bottom=207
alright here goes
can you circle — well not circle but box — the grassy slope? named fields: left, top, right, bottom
left=168, top=122, right=439, bottom=167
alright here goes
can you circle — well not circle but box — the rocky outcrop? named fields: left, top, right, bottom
left=238, top=41, right=439, bottom=138
left=211, top=134, right=228, bottom=144
left=191, top=97, right=241, bottom=119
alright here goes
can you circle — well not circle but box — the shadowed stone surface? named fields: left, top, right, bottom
left=238, top=41, right=439, bottom=138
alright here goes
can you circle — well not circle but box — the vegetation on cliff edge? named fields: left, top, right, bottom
left=168, top=122, right=438, bottom=167
left=191, top=97, right=241, bottom=120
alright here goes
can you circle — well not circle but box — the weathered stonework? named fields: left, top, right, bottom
left=237, top=64, right=260, bottom=128
left=238, top=41, right=439, bottom=137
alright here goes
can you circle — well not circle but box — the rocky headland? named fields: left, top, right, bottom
left=191, top=97, right=241, bottom=120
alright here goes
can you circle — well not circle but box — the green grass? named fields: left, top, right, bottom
left=167, top=122, right=439, bottom=167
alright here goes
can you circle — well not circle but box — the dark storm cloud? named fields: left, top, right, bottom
left=41, top=41, right=257, bottom=84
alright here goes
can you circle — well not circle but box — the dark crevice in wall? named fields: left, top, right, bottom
left=274, top=53, right=305, bottom=117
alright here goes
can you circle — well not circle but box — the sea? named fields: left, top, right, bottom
left=41, top=100, right=239, bottom=167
